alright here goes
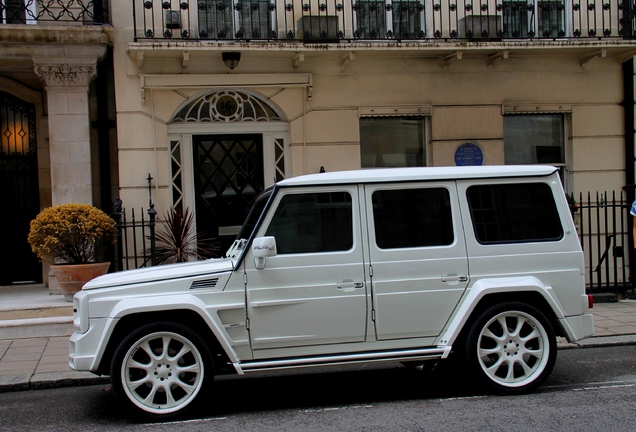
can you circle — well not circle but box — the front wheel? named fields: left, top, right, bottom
left=110, top=321, right=214, bottom=419
left=463, top=302, right=556, bottom=393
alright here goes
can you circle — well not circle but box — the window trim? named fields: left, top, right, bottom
left=359, top=105, right=432, bottom=117
left=261, top=188, right=357, bottom=255
left=371, top=186, right=455, bottom=250
left=358, top=111, right=431, bottom=168
left=502, top=107, right=570, bottom=192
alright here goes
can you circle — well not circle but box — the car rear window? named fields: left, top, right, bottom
left=467, top=183, right=563, bottom=244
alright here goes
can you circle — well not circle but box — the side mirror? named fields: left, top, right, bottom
left=252, top=236, right=277, bottom=269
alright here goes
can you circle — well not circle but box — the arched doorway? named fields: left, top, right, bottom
left=168, top=89, right=288, bottom=254
left=0, top=91, right=41, bottom=284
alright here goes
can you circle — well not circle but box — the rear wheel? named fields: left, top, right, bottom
left=464, top=302, right=556, bottom=393
left=110, top=321, right=214, bottom=419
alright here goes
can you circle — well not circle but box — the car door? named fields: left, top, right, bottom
left=364, top=182, right=469, bottom=340
left=244, top=186, right=368, bottom=351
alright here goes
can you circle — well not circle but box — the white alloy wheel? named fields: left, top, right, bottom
left=119, top=330, right=205, bottom=415
left=476, top=310, right=551, bottom=388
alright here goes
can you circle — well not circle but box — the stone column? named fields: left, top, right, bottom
left=34, top=59, right=99, bottom=205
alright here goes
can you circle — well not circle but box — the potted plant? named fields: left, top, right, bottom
left=28, top=203, right=117, bottom=301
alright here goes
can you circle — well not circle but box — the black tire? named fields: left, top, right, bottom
left=463, top=302, right=556, bottom=393
left=110, top=321, right=214, bottom=419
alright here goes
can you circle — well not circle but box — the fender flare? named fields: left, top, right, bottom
left=91, top=294, right=242, bottom=371
left=435, top=276, right=568, bottom=349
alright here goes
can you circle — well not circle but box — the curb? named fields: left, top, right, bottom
left=0, top=371, right=109, bottom=393
left=557, top=334, right=636, bottom=349
left=575, top=334, right=636, bottom=348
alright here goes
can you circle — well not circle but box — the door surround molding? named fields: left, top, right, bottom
left=167, top=89, right=289, bottom=227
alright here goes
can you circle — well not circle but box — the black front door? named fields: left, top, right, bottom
left=0, top=92, right=41, bottom=284
left=193, top=134, right=264, bottom=254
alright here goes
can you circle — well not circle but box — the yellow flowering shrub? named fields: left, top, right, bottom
left=28, top=203, right=117, bottom=264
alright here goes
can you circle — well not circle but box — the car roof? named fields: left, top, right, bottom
left=276, top=165, right=558, bottom=187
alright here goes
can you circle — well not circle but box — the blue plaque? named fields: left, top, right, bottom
left=454, top=142, right=484, bottom=166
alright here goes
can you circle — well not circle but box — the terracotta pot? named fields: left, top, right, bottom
left=50, top=262, right=110, bottom=302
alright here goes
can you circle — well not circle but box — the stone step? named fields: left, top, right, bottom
left=0, top=305, right=73, bottom=321
left=0, top=316, right=73, bottom=340
left=0, top=285, right=74, bottom=339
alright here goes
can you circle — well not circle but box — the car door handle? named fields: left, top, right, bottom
left=441, top=274, right=468, bottom=283
left=337, top=281, right=364, bottom=291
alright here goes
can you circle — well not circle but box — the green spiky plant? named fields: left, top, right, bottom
left=154, top=206, right=218, bottom=264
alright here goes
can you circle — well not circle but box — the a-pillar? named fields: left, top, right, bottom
left=34, top=58, right=101, bottom=205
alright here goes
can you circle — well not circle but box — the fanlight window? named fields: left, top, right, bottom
left=171, top=90, right=283, bottom=123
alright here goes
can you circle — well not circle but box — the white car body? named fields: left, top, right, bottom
left=69, top=166, right=594, bottom=419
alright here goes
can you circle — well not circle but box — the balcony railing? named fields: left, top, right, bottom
left=0, top=0, right=110, bottom=24
left=132, top=0, right=636, bottom=42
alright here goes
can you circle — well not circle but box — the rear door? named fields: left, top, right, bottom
left=364, top=182, right=469, bottom=340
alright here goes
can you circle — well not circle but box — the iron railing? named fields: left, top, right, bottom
left=0, top=0, right=110, bottom=24
left=577, top=191, right=634, bottom=296
left=111, top=175, right=157, bottom=272
left=131, top=0, right=636, bottom=42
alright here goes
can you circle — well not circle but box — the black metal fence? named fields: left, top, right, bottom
left=0, top=0, right=110, bottom=24
left=111, top=175, right=157, bottom=272
left=112, top=198, right=157, bottom=272
left=577, top=190, right=634, bottom=296
left=131, top=0, right=636, bottom=42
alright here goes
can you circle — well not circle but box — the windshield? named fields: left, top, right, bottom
left=225, top=189, right=273, bottom=259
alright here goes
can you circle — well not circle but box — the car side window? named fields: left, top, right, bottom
left=265, top=191, right=353, bottom=254
left=372, top=187, right=454, bottom=249
left=467, top=183, right=563, bottom=244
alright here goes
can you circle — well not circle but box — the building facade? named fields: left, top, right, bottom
left=114, top=0, right=636, bottom=253
left=0, top=2, right=115, bottom=284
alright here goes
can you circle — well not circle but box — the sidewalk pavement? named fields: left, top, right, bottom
left=1, top=284, right=636, bottom=393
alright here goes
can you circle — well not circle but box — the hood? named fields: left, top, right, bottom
left=83, top=258, right=235, bottom=290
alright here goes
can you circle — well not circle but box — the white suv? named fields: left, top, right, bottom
left=70, top=166, right=594, bottom=419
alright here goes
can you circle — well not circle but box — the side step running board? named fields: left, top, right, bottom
left=233, top=346, right=452, bottom=375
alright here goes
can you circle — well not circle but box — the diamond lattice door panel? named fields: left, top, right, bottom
left=193, top=134, right=264, bottom=252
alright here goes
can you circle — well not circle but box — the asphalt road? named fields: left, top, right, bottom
left=1, top=345, right=635, bottom=431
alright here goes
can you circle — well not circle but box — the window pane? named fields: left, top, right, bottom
left=360, top=117, right=426, bottom=168
left=503, top=1, right=565, bottom=38
left=504, top=114, right=564, bottom=164
left=503, top=0, right=529, bottom=38
left=265, top=192, right=353, bottom=254
left=3, top=0, right=27, bottom=24
left=238, top=190, right=271, bottom=241
left=237, top=0, right=272, bottom=39
left=392, top=1, right=422, bottom=39
left=538, top=1, right=565, bottom=38
left=467, top=183, right=563, bottom=244
left=355, top=0, right=387, bottom=38
left=372, top=188, right=453, bottom=249
left=198, top=0, right=233, bottom=39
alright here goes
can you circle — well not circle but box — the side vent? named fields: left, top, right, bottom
left=190, top=278, right=219, bottom=290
